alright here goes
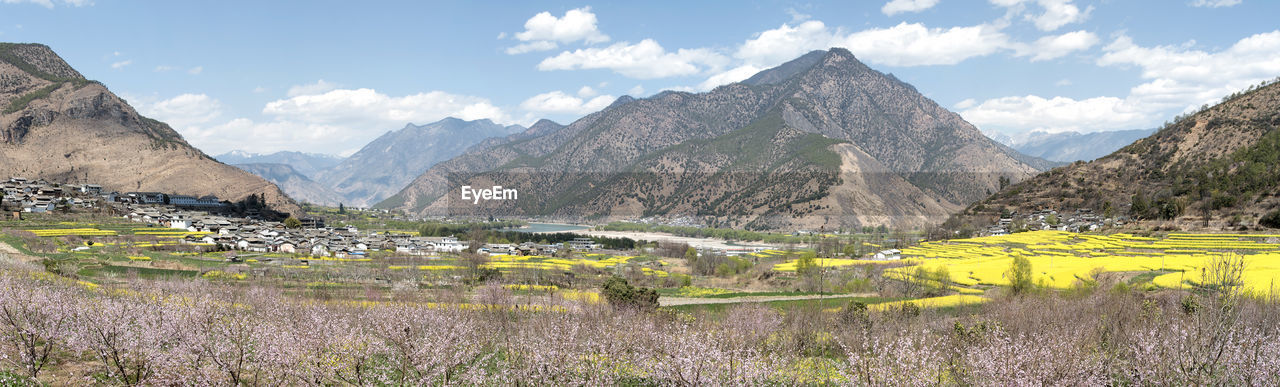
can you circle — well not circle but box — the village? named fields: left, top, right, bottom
left=1, top=177, right=621, bottom=260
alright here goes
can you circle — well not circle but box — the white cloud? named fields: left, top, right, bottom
left=735, top=20, right=1011, bottom=68
left=110, top=60, right=131, bottom=69
left=961, top=30, right=1280, bottom=134
left=142, top=89, right=513, bottom=155
left=1013, top=30, right=1098, bottom=61
left=1055, top=78, right=1072, bottom=86
left=991, top=0, right=1092, bottom=32
left=881, top=0, right=940, bottom=15
left=627, top=84, right=645, bottom=97
left=1190, top=0, right=1241, bottom=7
left=252, top=86, right=268, bottom=93
left=1097, top=31, right=1280, bottom=112
left=954, top=98, right=977, bottom=109
left=154, top=65, right=174, bottom=72
left=736, top=20, right=834, bottom=67
left=138, top=93, right=224, bottom=130
left=960, top=95, right=1154, bottom=133
left=507, top=7, right=609, bottom=54
left=286, top=79, right=338, bottom=97
left=505, top=41, right=558, bottom=55
left=697, top=65, right=764, bottom=91
left=538, top=39, right=729, bottom=79
left=264, top=88, right=510, bottom=127
left=519, top=91, right=615, bottom=115
left=576, top=85, right=598, bottom=98
left=187, top=66, right=203, bottom=75
left=839, top=22, right=1011, bottom=66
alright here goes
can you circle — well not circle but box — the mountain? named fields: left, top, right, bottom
left=216, top=150, right=343, bottom=179
left=379, top=48, right=1051, bottom=230
left=965, top=80, right=1280, bottom=229
left=314, top=118, right=527, bottom=207
left=1007, top=129, right=1157, bottom=162
left=234, top=163, right=345, bottom=206
left=0, top=43, right=299, bottom=215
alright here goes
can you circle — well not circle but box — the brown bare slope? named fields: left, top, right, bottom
left=0, top=43, right=299, bottom=215
left=380, top=49, right=1047, bottom=230
left=963, top=79, right=1280, bottom=229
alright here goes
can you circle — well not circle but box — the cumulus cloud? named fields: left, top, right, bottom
left=881, top=0, right=940, bottom=15
left=736, top=20, right=1012, bottom=68
left=264, top=88, right=510, bottom=127
left=697, top=65, right=765, bottom=91
left=141, top=89, right=512, bottom=155
left=286, top=79, right=338, bottom=97
left=576, top=85, right=598, bottom=98
left=960, top=95, right=1153, bottom=133
left=187, top=66, right=203, bottom=75
left=960, top=30, right=1280, bottom=134
left=519, top=90, right=615, bottom=115
left=1012, top=30, right=1098, bottom=61
left=1190, top=0, right=1241, bottom=7
left=138, top=93, right=224, bottom=130
left=538, top=39, right=729, bottom=78
left=110, top=60, right=132, bottom=69
left=991, top=0, right=1092, bottom=31
left=507, top=7, right=609, bottom=54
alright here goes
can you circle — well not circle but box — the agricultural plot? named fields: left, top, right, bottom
left=482, top=254, right=670, bottom=276
left=887, top=230, right=1280, bottom=294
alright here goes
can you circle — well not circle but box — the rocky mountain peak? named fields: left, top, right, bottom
left=0, top=43, right=84, bottom=81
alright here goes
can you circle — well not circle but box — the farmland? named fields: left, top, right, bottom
left=2, top=214, right=1280, bottom=384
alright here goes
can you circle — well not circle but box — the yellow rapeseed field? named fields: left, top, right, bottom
left=885, top=230, right=1280, bottom=294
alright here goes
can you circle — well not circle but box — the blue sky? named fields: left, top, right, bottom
left=1, top=0, right=1277, bottom=156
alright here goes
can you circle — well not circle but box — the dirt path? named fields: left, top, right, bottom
left=660, top=293, right=877, bottom=307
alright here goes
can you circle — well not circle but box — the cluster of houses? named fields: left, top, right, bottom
left=985, top=209, right=1116, bottom=236
left=1, top=177, right=231, bottom=216
left=1, top=178, right=103, bottom=214
left=126, top=204, right=472, bottom=258
left=124, top=205, right=615, bottom=258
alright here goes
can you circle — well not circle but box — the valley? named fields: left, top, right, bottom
left=1, top=2, right=1278, bottom=383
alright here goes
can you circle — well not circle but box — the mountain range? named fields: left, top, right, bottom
left=966, top=80, right=1280, bottom=229
left=215, top=150, right=343, bottom=179
left=0, top=43, right=299, bottom=215
left=1001, top=129, right=1157, bottom=163
left=377, top=49, right=1053, bottom=230
left=309, top=118, right=528, bottom=207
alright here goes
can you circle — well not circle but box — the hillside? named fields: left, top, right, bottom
left=966, top=80, right=1280, bottom=229
left=216, top=150, right=343, bottom=179
left=380, top=49, right=1049, bottom=230
left=234, top=163, right=345, bottom=206
left=314, top=118, right=525, bottom=207
left=0, top=43, right=299, bottom=215
left=1009, top=129, right=1156, bottom=162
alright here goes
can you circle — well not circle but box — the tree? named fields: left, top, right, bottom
left=338, top=203, right=346, bottom=214
left=1131, top=194, right=1149, bottom=219
left=1005, top=256, right=1033, bottom=295
left=601, top=276, right=658, bottom=311
left=683, top=247, right=698, bottom=264
left=284, top=217, right=302, bottom=229
left=1261, top=210, right=1280, bottom=229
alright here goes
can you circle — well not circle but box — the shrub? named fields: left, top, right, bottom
left=1261, top=210, right=1280, bottom=229
left=601, top=276, right=658, bottom=311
